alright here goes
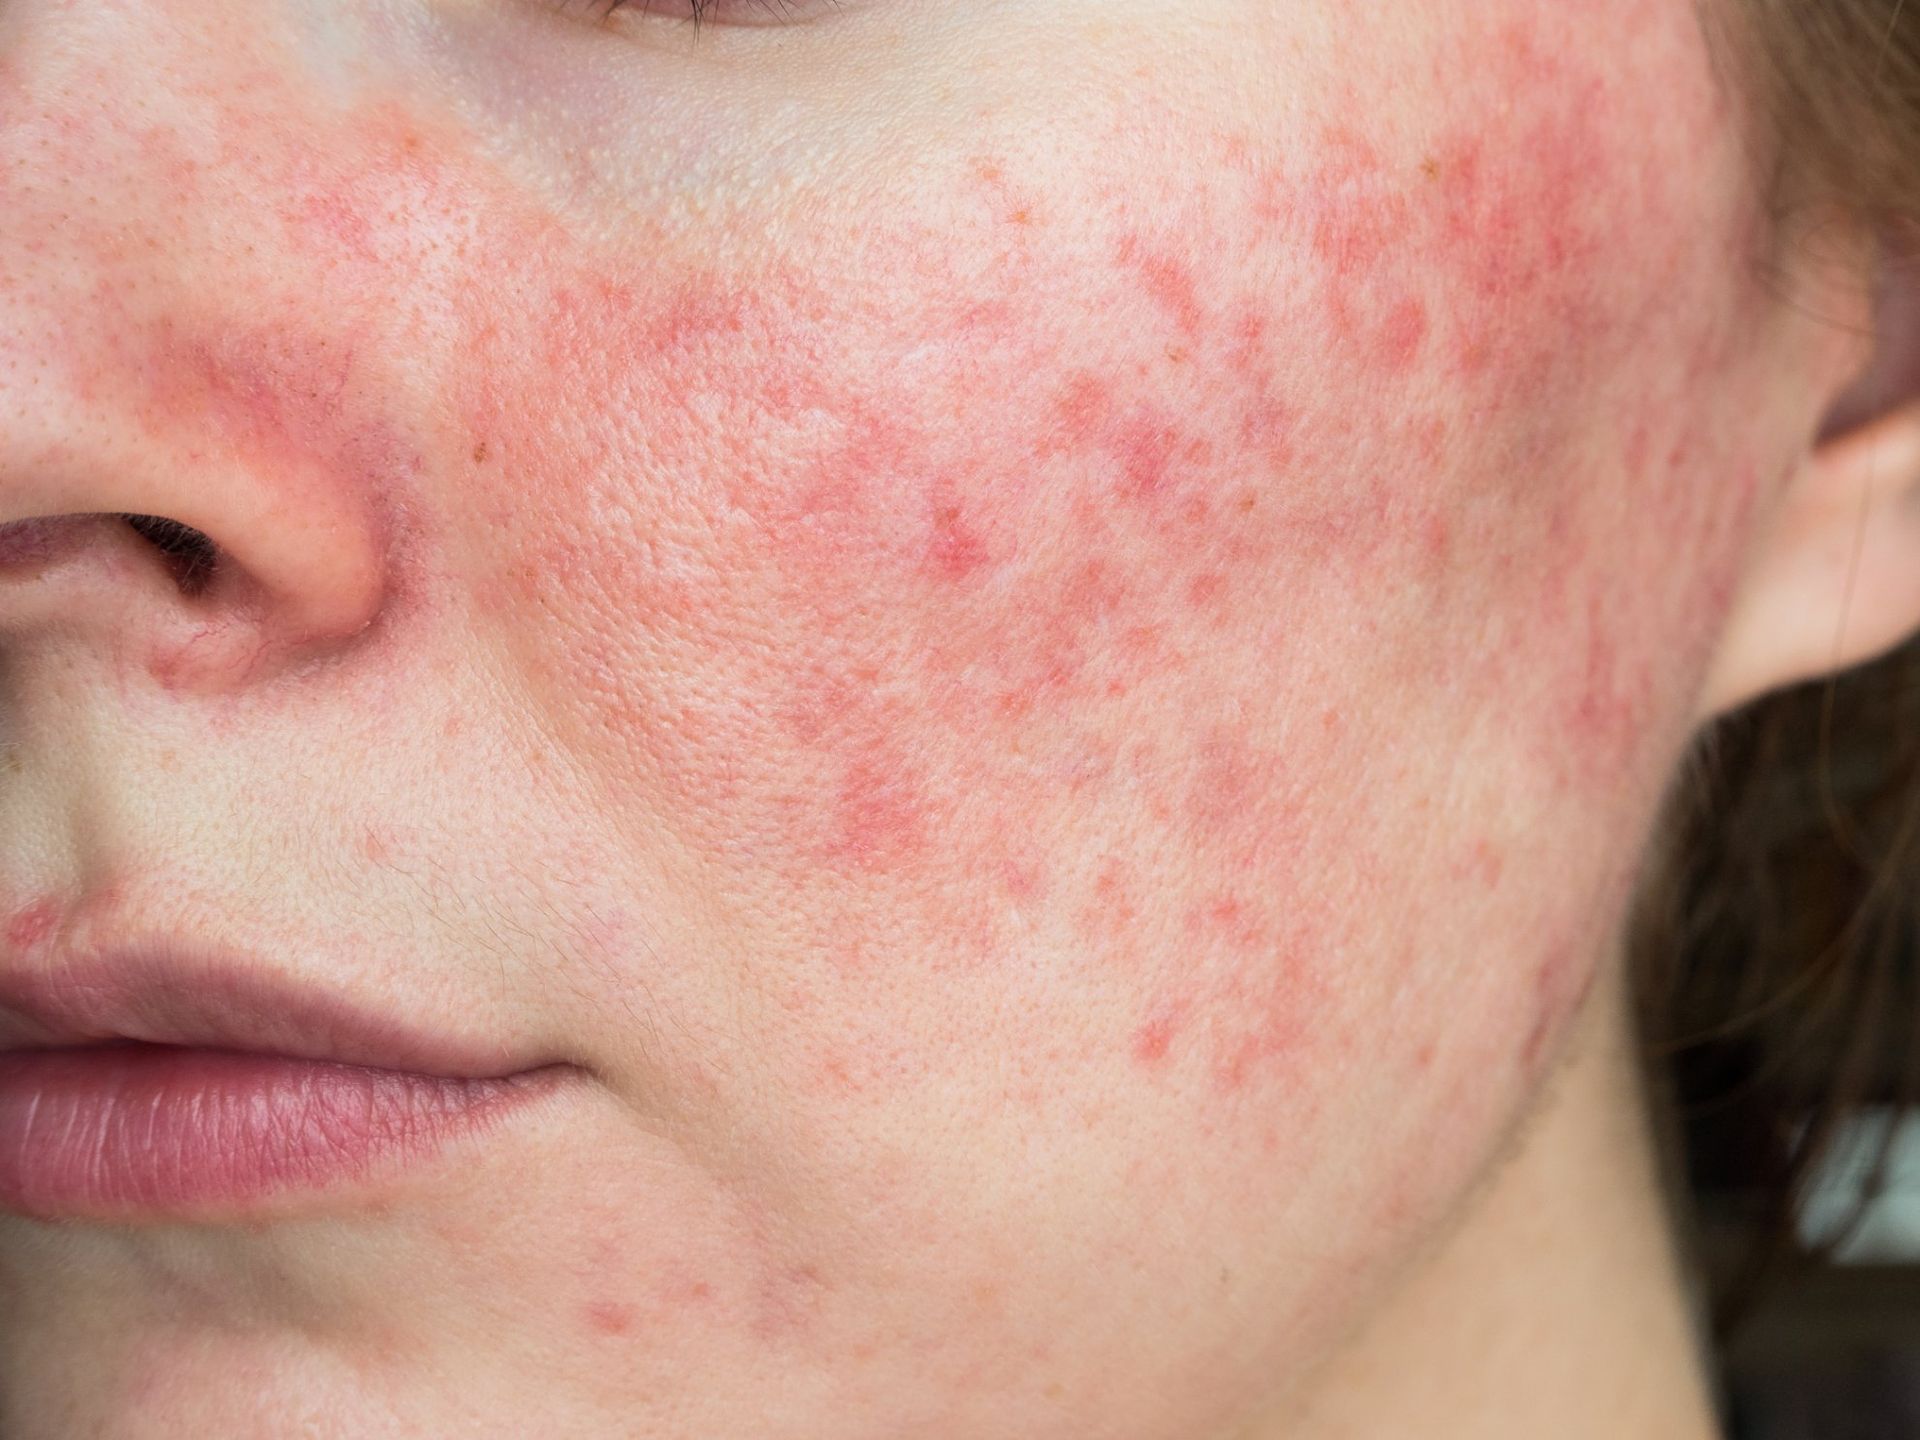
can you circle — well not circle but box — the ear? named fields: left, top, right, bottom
left=1696, top=247, right=1920, bottom=721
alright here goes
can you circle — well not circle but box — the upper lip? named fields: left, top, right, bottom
left=0, top=945, right=546, bottom=1079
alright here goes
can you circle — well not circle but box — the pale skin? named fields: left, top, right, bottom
left=3, top=0, right=1920, bottom=1435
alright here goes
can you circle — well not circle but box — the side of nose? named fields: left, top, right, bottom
left=0, top=2, right=404, bottom=692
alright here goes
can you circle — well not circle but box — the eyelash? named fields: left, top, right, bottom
left=596, top=0, right=819, bottom=24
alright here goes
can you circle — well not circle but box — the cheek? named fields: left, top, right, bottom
left=0, top=6, right=1771, bottom=1426
left=458, top=179, right=1386, bottom=1056
left=452, top=75, right=1743, bottom=1103
left=367, top=12, right=1763, bottom=1409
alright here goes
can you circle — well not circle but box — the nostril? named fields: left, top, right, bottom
left=119, top=514, right=220, bottom=597
left=0, top=518, right=82, bottom=566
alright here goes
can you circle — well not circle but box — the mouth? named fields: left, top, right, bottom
left=0, top=945, right=573, bottom=1220
left=0, top=943, right=552, bottom=1076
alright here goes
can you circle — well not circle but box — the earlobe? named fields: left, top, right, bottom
left=1697, top=398, right=1920, bottom=722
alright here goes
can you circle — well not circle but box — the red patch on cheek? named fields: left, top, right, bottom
left=1377, top=297, right=1430, bottom=371
left=1000, top=857, right=1047, bottom=903
left=3, top=898, right=58, bottom=954
left=1181, top=732, right=1310, bottom=874
left=284, top=188, right=380, bottom=264
left=1042, top=376, right=1215, bottom=513
left=833, top=749, right=929, bottom=872
left=1554, top=589, right=1656, bottom=787
left=1116, top=231, right=1205, bottom=338
left=774, top=664, right=952, bottom=877
left=1131, top=1012, right=1179, bottom=1064
left=1129, top=945, right=1317, bottom=1086
left=582, top=1299, right=637, bottom=1336
left=927, top=491, right=991, bottom=583
left=1111, top=727, right=1339, bottom=1090
left=1113, top=413, right=1186, bottom=502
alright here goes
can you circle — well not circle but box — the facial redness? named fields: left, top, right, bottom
left=0, top=0, right=1798, bottom=1432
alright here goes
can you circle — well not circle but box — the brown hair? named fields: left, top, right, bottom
left=1630, top=0, right=1920, bottom=1336
left=1712, top=0, right=1920, bottom=226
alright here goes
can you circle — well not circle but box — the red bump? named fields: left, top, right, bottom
left=1132, top=1013, right=1178, bottom=1065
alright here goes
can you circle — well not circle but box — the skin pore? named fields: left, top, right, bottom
left=0, top=0, right=1900, bottom=1436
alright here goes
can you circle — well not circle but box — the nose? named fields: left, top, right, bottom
left=0, top=1, right=397, bottom=692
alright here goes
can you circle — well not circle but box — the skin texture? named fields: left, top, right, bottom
left=0, top=0, right=1864, bottom=1435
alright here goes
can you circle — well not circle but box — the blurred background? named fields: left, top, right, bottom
left=1635, top=628, right=1920, bottom=1439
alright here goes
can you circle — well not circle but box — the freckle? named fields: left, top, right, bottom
left=4, top=898, right=58, bottom=953
left=969, top=1276, right=1006, bottom=1314
left=582, top=1300, right=636, bottom=1337
left=471, top=440, right=488, bottom=464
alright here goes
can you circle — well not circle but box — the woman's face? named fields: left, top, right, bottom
left=0, top=0, right=1836, bottom=1433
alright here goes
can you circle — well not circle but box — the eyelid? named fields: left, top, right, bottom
left=594, top=0, right=849, bottom=28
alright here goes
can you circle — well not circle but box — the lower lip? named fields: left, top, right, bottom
left=0, top=1044, right=556, bottom=1218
